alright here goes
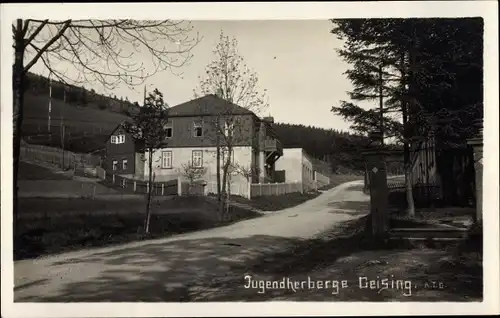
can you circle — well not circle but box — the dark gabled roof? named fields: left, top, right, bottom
left=167, top=94, right=255, bottom=117
left=106, top=120, right=129, bottom=141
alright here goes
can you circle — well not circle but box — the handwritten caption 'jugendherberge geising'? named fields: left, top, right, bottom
left=244, top=275, right=427, bottom=297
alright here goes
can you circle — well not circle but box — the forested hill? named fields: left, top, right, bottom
left=273, top=123, right=371, bottom=174
left=24, top=72, right=385, bottom=173
left=25, top=72, right=140, bottom=116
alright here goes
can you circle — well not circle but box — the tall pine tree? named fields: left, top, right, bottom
left=331, top=18, right=483, bottom=215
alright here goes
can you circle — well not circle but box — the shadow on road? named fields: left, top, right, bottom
left=15, top=211, right=482, bottom=302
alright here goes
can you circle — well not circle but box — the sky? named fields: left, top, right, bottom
left=30, top=20, right=363, bottom=131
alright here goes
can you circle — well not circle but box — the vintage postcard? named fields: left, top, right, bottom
left=1, top=1, right=499, bottom=317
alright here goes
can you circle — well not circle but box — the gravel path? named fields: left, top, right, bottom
left=14, top=179, right=369, bottom=302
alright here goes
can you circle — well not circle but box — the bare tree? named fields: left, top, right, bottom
left=181, top=161, right=207, bottom=195
left=124, top=88, right=170, bottom=234
left=233, top=163, right=261, bottom=183
left=12, top=19, right=199, bottom=235
left=194, top=31, right=268, bottom=219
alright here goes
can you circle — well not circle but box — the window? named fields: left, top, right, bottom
left=161, top=151, right=172, bottom=169
left=165, top=121, right=173, bottom=138
left=122, top=159, right=128, bottom=170
left=224, top=121, right=234, bottom=138
left=193, top=120, right=203, bottom=137
left=112, top=160, right=118, bottom=171
left=111, top=134, right=125, bottom=144
left=192, top=150, right=203, bottom=168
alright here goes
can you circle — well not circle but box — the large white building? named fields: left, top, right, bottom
left=134, top=94, right=283, bottom=187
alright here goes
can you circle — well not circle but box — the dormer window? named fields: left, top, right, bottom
left=224, top=120, right=234, bottom=138
left=111, top=134, right=125, bottom=144
left=193, top=120, right=203, bottom=137
left=165, top=120, right=173, bottom=138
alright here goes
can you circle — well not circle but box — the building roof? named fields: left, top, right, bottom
left=167, top=94, right=255, bottom=117
left=106, top=120, right=129, bottom=141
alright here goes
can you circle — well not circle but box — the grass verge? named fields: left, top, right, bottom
left=15, top=196, right=260, bottom=261
left=319, top=174, right=363, bottom=191
left=18, top=161, right=72, bottom=181
left=226, top=191, right=321, bottom=212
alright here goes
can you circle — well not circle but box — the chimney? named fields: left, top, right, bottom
left=263, top=116, right=274, bottom=124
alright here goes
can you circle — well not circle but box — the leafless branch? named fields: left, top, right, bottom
left=17, top=19, right=200, bottom=90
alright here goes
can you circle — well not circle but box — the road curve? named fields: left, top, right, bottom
left=14, top=179, right=369, bottom=302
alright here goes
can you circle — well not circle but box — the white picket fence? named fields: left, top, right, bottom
left=314, top=171, right=331, bottom=189
left=205, top=180, right=251, bottom=198
left=250, top=181, right=303, bottom=197
left=204, top=179, right=307, bottom=199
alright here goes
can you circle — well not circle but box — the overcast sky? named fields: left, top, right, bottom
left=30, top=20, right=364, bottom=131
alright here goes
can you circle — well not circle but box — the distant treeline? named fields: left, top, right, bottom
left=274, top=123, right=403, bottom=174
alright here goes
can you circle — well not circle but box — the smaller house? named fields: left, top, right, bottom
left=274, top=148, right=317, bottom=192
left=103, top=122, right=145, bottom=178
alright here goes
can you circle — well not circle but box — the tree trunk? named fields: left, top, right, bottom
left=144, top=149, right=154, bottom=233
left=219, top=147, right=233, bottom=221
left=220, top=160, right=229, bottom=221
left=400, top=50, right=415, bottom=218
left=216, top=134, right=221, bottom=201
left=364, top=162, right=369, bottom=193
left=13, top=19, right=25, bottom=240
left=404, top=159, right=416, bottom=218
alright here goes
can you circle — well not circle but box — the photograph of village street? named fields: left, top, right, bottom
left=4, top=9, right=490, bottom=306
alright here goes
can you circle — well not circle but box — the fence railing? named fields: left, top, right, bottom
left=250, top=181, right=302, bottom=197
left=387, top=181, right=444, bottom=208
left=314, top=171, right=330, bottom=188
left=95, top=167, right=179, bottom=196
left=95, top=166, right=310, bottom=200
left=20, top=143, right=101, bottom=170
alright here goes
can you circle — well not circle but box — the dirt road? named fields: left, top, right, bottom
left=14, top=179, right=368, bottom=302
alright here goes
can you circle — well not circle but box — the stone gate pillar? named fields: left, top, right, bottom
left=363, top=131, right=390, bottom=240
left=467, top=119, right=484, bottom=224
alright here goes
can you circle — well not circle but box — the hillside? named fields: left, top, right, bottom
left=21, top=72, right=401, bottom=173
left=22, top=93, right=129, bottom=153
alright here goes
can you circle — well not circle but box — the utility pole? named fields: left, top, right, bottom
left=60, top=123, right=65, bottom=169
left=60, top=88, right=66, bottom=169
left=48, top=73, right=52, bottom=133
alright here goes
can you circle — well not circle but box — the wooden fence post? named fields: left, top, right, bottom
left=177, top=176, right=182, bottom=196
left=247, top=181, right=252, bottom=199
left=147, top=182, right=149, bottom=194
left=161, top=183, right=164, bottom=195
left=112, top=174, right=115, bottom=184
left=133, top=181, right=137, bottom=192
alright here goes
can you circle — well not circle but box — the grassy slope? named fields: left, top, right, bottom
left=22, top=93, right=128, bottom=152
left=18, top=161, right=72, bottom=181
left=15, top=196, right=261, bottom=260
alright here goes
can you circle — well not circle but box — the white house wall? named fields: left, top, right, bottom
left=301, top=150, right=315, bottom=191
left=275, top=148, right=320, bottom=192
left=143, top=146, right=254, bottom=183
left=134, top=152, right=145, bottom=180
left=275, top=148, right=304, bottom=183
